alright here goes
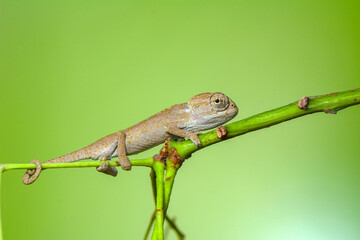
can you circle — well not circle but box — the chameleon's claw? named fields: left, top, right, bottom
left=194, top=140, right=202, bottom=149
left=96, top=159, right=118, bottom=177
left=22, top=159, right=42, bottom=185
left=119, top=156, right=132, bottom=171
left=97, top=159, right=109, bottom=172
left=189, top=133, right=202, bottom=149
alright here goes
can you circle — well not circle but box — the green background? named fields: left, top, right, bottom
left=1, top=1, right=359, bottom=239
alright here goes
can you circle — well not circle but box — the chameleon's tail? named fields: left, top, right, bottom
left=43, top=133, right=116, bottom=164
left=22, top=133, right=117, bottom=185
left=43, top=147, right=92, bottom=164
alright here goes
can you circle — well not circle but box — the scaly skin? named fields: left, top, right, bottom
left=23, top=92, right=238, bottom=184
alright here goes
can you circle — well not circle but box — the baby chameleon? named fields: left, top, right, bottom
left=23, top=92, right=238, bottom=184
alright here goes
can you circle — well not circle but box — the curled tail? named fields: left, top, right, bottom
left=22, top=146, right=95, bottom=185
left=22, top=133, right=118, bottom=185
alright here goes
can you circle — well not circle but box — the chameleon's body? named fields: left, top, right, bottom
left=23, top=92, right=238, bottom=184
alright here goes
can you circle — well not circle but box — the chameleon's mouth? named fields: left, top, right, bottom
left=228, top=99, right=239, bottom=117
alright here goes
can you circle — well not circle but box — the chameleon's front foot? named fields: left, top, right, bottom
left=164, top=126, right=202, bottom=149
left=188, top=132, right=202, bottom=149
left=22, top=159, right=42, bottom=185
left=96, top=159, right=118, bottom=177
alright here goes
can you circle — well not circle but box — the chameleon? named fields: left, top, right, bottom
left=22, top=92, right=238, bottom=184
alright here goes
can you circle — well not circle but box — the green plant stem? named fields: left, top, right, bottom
left=151, top=161, right=165, bottom=240
left=146, top=167, right=184, bottom=240
left=144, top=169, right=157, bottom=240
left=163, top=157, right=185, bottom=240
left=150, top=159, right=182, bottom=240
left=164, top=159, right=180, bottom=215
left=169, top=88, right=360, bottom=158
left=150, top=169, right=157, bottom=203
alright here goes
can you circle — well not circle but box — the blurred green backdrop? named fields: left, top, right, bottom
left=0, top=0, right=359, bottom=239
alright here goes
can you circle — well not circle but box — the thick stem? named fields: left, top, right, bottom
left=147, top=167, right=184, bottom=240
left=151, top=161, right=165, bottom=240
left=144, top=169, right=157, bottom=240
left=164, top=159, right=180, bottom=215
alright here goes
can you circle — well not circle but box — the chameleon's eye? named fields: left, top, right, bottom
left=210, top=93, right=229, bottom=111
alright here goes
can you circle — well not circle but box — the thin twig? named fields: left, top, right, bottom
left=165, top=216, right=185, bottom=240
left=0, top=158, right=153, bottom=172
left=144, top=212, right=156, bottom=240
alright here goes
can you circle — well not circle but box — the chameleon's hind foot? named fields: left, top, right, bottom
left=22, top=159, right=42, bottom=185
left=96, top=160, right=118, bottom=177
left=116, top=131, right=132, bottom=171
left=118, top=156, right=131, bottom=171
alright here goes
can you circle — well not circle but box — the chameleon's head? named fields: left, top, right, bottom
left=188, top=92, right=238, bottom=130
